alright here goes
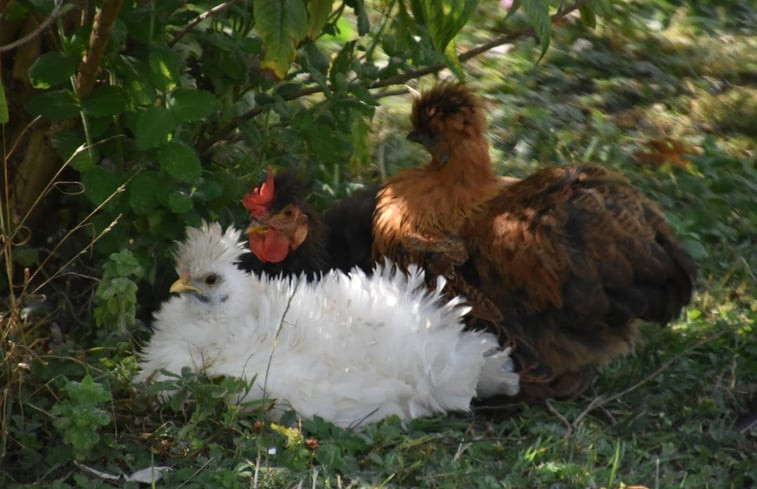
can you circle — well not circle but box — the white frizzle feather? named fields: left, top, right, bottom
left=136, top=222, right=518, bottom=428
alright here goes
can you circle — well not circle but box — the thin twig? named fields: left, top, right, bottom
left=261, top=280, right=300, bottom=410
left=29, top=211, right=124, bottom=295
left=545, top=398, right=573, bottom=437
left=0, top=0, right=65, bottom=53
left=76, top=0, right=126, bottom=99
left=169, top=0, right=240, bottom=48
left=3, top=116, right=42, bottom=164
left=572, top=330, right=730, bottom=428
left=175, top=457, right=214, bottom=489
left=9, top=144, right=90, bottom=244
left=452, top=441, right=472, bottom=461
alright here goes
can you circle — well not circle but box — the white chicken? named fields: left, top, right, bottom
left=136, top=222, right=518, bottom=428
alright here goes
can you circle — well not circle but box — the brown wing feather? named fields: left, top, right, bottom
left=461, top=165, right=697, bottom=388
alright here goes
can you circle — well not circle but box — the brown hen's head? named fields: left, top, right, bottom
left=243, top=170, right=311, bottom=263
left=407, top=82, right=487, bottom=164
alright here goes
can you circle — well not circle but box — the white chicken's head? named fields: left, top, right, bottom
left=170, top=222, right=249, bottom=313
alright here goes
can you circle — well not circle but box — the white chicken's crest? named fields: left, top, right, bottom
left=137, top=222, right=519, bottom=428
left=174, top=221, right=245, bottom=278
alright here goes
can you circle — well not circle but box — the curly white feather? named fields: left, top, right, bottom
left=174, top=221, right=244, bottom=279
left=137, top=222, right=518, bottom=428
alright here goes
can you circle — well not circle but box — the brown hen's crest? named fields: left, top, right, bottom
left=410, top=82, right=482, bottom=131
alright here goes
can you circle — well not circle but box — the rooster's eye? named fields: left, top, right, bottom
left=204, top=274, right=218, bottom=286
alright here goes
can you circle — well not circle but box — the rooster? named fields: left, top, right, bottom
left=323, top=183, right=379, bottom=274
left=136, top=222, right=519, bottom=428
left=237, top=168, right=329, bottom=279
left=372, top=82, right=698, bottom=399
left=240, top=168, right=377, bottom=277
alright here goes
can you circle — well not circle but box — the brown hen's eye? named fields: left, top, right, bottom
left=204, top=274, right=218, bottom=286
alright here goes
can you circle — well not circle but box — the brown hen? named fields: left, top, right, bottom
left=372, top=82, right=698, bottom=400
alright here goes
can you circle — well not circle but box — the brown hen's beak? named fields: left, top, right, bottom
left=169, top=273, right=201, bottom=294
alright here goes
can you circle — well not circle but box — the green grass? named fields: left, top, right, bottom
left=2, top=2, right=755, bottom=488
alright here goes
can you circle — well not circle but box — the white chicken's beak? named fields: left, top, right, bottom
left=169, top=273, right=201, bottom=295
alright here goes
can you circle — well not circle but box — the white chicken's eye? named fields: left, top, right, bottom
left=204, top=274, right=218, bottom=286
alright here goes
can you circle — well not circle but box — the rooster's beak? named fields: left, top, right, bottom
left=170, top=273, right=201, bottom=294
left=245, top=223, right=268, bottom=235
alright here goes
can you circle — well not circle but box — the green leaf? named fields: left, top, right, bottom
left=352, top=0, right=370, bottom=36
left=157, top=141, right=202, bottom=183
left=195, top=179, right=223, bottom=202
left=50, top=129, right=95, bottom=171
left=349, top=84, right=378, bottom=107
left=82, top=167, right=122, bottom=205
left=443, top=39, right=465, bottom=80
left=207, top=172, right=241, bottom=208
left=522, top=0, right=551, bottom=59
left=134, top=106, right=176, bottom=150
left=503, top=0, right=521, bottom=21
left=25, top=90, right=80, bottom=121
left=579, top=4, right=596, bottom=29
left=303, top=40, right=329, bottom=74
left=168, top=191, right=193, bottom=214
left=0, top=80, right=7, bottom=123
left=682, top=238, right=709, bottom=260
left=117, top=55, right=157, bottom=105
left=418, top=0, right=480, bottom=54
left=148, top=46, right=181, bottom=92
left=28, top=52, right=76, bottom=89
left=83, top=85, right=128, bottom=117
left=254, top=0, right=309, bottom=79
left=60, top=374, right=112, bottom=406
left=13, top=247, right=39, bottom=266
left=169, top=88, right=217, bottom=122
left=307, top=0, right=333, bottom=39
left=128, top=170, right=163, bottom=215
left=102, top=249, right=144, bottom=279
left=70, top=149, right=96, bottom=172
left=302, top=43, right=329, bottom=91
left=329, top=41, right=355, bottom=87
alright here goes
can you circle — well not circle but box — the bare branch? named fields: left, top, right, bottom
left=0, top=0, right=65, bottom=53
left=76, top=0, right=125, bottom=99
left=169, top=0, right=240, bottom=48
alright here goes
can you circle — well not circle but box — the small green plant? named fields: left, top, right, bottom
left=51, top=374, right=112, bottom=461
left=93, top=249, right=144, bottom=336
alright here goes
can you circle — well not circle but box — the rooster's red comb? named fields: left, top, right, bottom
left=243, top=166, right=275, bottom=218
